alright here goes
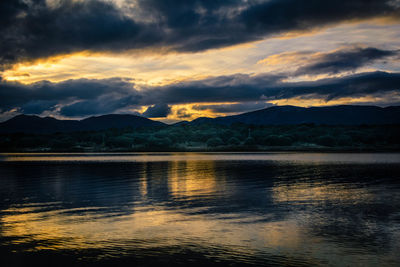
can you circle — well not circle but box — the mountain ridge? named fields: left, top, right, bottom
left=1, top=105, right=400, bottom=133
left=0, top=114, right=165, bottom=134
left=190, top=105, right=400, bottom=126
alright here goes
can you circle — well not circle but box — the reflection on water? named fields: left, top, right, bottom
left=1, top=152, right=400, bottom=163
left=0, top=153, right=399, bottom=266
left=272, top=182, right=375, bottom=204
left=168, top=161, right=221, bottom=199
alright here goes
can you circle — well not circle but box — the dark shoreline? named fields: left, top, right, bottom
left=2, top=124, right=399, bottom=154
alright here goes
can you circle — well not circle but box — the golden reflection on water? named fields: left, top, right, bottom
left=1, top=152, right=400, bottom=163
left=168, top=160, right=221, bottom=198
left=272, top=182, right=374, bottom=205
left=1, top=156, right=399, bottom=266
left=1, top=203, right=310, bottom=253
left=0, top=159, right=307, bottom=256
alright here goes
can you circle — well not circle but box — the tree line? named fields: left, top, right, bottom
left=1, top=123, right=399, bottom=152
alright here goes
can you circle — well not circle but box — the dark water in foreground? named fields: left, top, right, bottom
left=0, top=153, right=399, bottom=266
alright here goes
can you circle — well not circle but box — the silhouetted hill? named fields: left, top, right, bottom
left=0, top=114, right=165, bottom=134
left=1, top=105, right=399, bottom=134
left=190, top=105, right=400, bottom=125
left=171, top=120, right=190, bottom=126
left=80, top=114, right=165, bottom=131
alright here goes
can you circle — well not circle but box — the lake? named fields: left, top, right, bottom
left=0, top=152, right=399, bottom=266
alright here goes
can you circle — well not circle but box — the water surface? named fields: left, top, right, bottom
left=0, top=152, right=399, bottom=266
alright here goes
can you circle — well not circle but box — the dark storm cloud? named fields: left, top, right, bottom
left=0, top=0, right=156, bottom=69
left=295, top=47, right=399, bottom=75
left=59, top=94, right=139, bottom=117
left=21, top=100, right=58, bottom=114
left=0, top=77, right=141, bottom=115
left=143, top=71, right=400, bottom=104
left=142, top=103, right=172, bottom=118
left=1, top=71, right=399, bottom=118
left=140, top=73, right=284, bottom=104
left=240, top=0, right=400, bottom=35
left=1, top=0, right=399, bottom=68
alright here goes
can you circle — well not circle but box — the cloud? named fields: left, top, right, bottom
left=176, top=108, right=192, bottom=119
left=258, top=46, right=399, bottom=75
left=1, top=0, right=399, bottom=68
left=140, top=73, right=284, bottom=104
left=21, top=100, right=58, bottom=114
left=0, top=77, right=141, bottom=116
left=0, top=0, right=151, bottom=69
left=59, top=94, right=139, bottom=117
left=142, top=71, right=400, bottom=104
left=142, top=103, right=171, bottom=118
left=294, top=47, right=398, bottom=75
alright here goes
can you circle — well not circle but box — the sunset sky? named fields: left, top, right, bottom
left=1, top=0, right=400, bottom=123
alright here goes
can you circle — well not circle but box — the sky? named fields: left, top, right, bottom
left=1, top=0, right=400, bottom=123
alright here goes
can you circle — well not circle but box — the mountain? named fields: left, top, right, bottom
left=190, top=105, right=400, bottom=125
left=79, top=114, right=165, bottom=131
left=1, top=105, right=399, bottom=134
left=171, top=120, right=190, bottom=126
left=0, top=114, right=165, bottom=134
